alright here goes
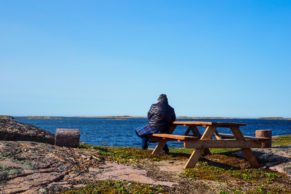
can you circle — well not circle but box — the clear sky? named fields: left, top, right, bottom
left=0, top=1, right=290, bottom=117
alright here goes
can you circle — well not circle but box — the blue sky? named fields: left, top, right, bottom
left=0, top=1, right=290, bottom=117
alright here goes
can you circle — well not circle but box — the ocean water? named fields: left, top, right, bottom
left=15, top=118, right=291, bottom=148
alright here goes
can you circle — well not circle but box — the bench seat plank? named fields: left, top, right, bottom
left=150, top=133, right=199, bottom=141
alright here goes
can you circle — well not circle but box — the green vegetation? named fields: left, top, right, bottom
left=0, top=115, right=14, bottom=119
left=272, top=135, right=291, bottom=146
left=61, top=180, right=167, bottom=194
left=169, top=147, right=239, bottom=155
left=79, top=134, right=291, bottom=165
left=79, top=144, right=181, bottom=164
left=77, top=134, right=291, bottom=193
left=180, top=161, right=290, bottom=193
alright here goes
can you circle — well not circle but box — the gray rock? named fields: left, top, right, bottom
left=231, top=146, right=291, bottom=178
left=0, top=141, right=105, bottom=193
left=0, top=172, right=7, bottom=181
left=0, top=119, right=54, bottom=144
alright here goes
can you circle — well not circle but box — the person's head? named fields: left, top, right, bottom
left=157, top=94, right=168, bottom=104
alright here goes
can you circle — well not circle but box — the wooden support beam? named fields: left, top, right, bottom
left=152, top=125, right=177, bottom=155
left=184, top=126, right=216, bottom=169
left=152, top=141, right=167, bottom=155
left=231, top=126, right=259, bottom=167
left=218, top=133, right=270, bottom=141
left=184, top=139, right=266, bottom=148
left=213, top=130, right=222, bottom=140
left=184, top=126, right=192, bottom=135
left=190, top=126, right=211, bottom=155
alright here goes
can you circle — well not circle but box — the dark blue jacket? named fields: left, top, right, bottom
left=147, top=96, right=176, bottom=133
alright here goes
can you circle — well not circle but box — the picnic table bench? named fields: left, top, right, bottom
left=149, top=121, right=272, bottom=169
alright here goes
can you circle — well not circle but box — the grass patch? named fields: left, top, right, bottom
left=79, top=134, right=291, bottom=165
left=78, top=135, right=291, bottom=193
left=180, top=161, right=285, bottom=182
left=61, top=180, right=167, bottom=194
left=180, top=161, right=290, bottom=193
left=0, top=115, right=14, bottom=119
left=79, top=143, right=180, bottom=164
left=272, top=135, right=291, bottom=146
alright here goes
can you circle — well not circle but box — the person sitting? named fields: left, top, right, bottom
left=135, top=94, right=176, bottom=153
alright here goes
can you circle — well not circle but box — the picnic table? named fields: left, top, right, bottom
left=149, top=121, right=272, bottom=169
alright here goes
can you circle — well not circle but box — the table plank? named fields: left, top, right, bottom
left=173, top=121, right=246, bottom=127
left=151, top=134, right=199, bottom=141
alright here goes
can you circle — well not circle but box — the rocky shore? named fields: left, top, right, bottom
left=0, top=141, right=105, bottom=193
left=0, top=119, right=290, bottom=193
left=0, top=119, right=54, bottom=144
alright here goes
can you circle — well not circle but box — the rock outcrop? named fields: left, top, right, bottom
left=0, top=119, right=54, bottom=144
left=0, top=141, right=105, bottom=193
left=232, top=146, right=291, bottom=178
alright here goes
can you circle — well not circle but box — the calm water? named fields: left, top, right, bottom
left=15, top=118, right=291, bottom=148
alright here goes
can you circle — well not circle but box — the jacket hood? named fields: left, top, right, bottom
left=158, top=94, right=168, bottom=104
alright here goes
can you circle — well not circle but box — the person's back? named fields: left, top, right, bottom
left=135, top=94, right=176, bottom=152
left=148, top=94, right=176, bottom=133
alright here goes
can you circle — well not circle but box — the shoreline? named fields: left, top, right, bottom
left=11, top=116, right=291, bottom=120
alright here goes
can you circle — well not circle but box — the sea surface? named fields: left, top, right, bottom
left=15, top=118, right=291, bottom=148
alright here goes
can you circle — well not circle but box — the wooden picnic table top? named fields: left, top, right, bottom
left=173, top=121, right=246, bottom=127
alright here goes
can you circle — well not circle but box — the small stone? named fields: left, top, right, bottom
left=0, top=171, right=8, bottom=181
left=39, top=188, right=47, bottom=193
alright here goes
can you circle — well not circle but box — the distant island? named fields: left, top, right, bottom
left=257, top=117, right=291, bottom=120
left=14, top=116, right=64, bottom=120
left=72, top=116, right=145, bottom=119
left=6, top=115, right=291, bottom=120
left=178, top=116, right=291, bottom=120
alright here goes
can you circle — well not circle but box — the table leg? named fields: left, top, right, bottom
left=214, top=130, right=222, bottom=140
left=184, top=126, right=216, bottom=168
left=190, top=126, right=211, bottom=155
left=230, top=126, right=259, bottom=167
left=184, top=127, right=192, bottom=135
left=152, top=141, right=167, bottom=155
left=152, top=125, right=177, bottom=155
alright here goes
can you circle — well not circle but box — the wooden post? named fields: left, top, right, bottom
left=184, top=126, right=216, bottom=168
left=230, top=126, right=259, bottom=168
left=152, top=125, right=176, bottom=155
left=188, top=126, right=211, bottom=155
left=55, top=128, right=80, bottom=148
left=255, top=130, right=272, bottom=148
